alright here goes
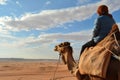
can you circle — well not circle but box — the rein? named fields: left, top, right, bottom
left=113, top=33, right=120, bottom=47
left=51, top=54, right=61, bottom=80
left=104, top=31, right=120, bottom=61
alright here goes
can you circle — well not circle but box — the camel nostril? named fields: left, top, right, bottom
left=54, top=46, right=57, bottom=51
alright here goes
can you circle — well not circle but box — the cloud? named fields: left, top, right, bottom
left=16, top=1, right=22, bottom=7
left=0, top=0, right=120, bottom=59
left=0, top=29, right=91, bottom=59
left=0, top=28, right=92, bottom=50
left=39, top=30, right=92, bottom=42
left=0, top=0, right=7, bottom=5
left=77, top=0, right=91, bottom=5
left=0, top=0, right=120, bottom=31
left=0, top=4, right=97, bottom=31
left=0, top=32, right=58, bottom=59
left=0, top=24, right=15, bottom=41
left=45, top=1, right=51, bottom=5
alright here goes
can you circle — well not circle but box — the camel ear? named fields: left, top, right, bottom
left=64, top=42, right=70, bottom=46
left=59, top=43, right=63, bottom=47
left=67, top=42, right=70, bottom=46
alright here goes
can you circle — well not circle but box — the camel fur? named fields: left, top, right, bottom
left=54, top=24, right=120, bottom=80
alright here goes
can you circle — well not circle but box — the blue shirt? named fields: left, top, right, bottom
left=92, top=15, right=116, bottom=43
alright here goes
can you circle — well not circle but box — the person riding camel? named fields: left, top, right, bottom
left=80, top=5, right=116, bottom=56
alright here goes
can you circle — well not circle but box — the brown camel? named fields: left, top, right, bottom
left=54, top=24, right=120, bottom=80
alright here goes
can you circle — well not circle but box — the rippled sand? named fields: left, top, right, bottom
left=0, top=61, right=77, bottom=80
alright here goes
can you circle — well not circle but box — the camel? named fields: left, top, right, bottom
left=54, top=24, right=120, bottom=80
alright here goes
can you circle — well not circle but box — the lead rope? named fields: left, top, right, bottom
left=113, top=33, right=120, bottom=47
left=51, top=54, right=61, bottom=80
left=104, top=32, right=120, bottom=61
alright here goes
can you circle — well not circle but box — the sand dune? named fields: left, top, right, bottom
left=0, top=61, right=77, bottom=80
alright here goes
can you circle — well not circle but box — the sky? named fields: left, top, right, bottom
left=0, top=0, right=120, bottom=59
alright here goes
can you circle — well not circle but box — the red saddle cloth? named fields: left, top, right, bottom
left=79, top=24, right=120, bottom=78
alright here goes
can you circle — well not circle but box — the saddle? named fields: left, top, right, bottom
left=79, top=24, right=120, bottom=78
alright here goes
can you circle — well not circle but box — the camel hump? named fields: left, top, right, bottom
left=109, top=24, right=119, bottom=34
left=79, top=24, right=120, bottom=78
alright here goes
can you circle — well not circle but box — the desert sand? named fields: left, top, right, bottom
left=0, top=60, right=77, bottom=80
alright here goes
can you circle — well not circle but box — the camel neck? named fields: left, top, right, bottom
left=64, top=51, right=78, bottom=74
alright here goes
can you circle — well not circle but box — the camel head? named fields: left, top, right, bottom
left=54, top=42, right=70, bottom=52
left=54, top=42, right=79, bottom=78
left=54, top=42, right=72, bottom=64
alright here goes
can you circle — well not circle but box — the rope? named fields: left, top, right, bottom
left=113, top=33, right=120, bottom=47
left=104, top=31, right=120, bottom=61
left=104, top=46, right=120, bottom=61
left=104, top=46, right=115, bottom=55
left=51, top=54, right=61, bottom=80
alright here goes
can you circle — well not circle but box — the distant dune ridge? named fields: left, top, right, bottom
left=0, top=58, right=58, bottom=62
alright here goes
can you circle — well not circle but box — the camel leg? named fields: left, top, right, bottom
left=76, top=71, right=81, bottom=80
left=118, top=72, right=120, bottom=80
left=75, top=70, right=89, bottom=80
left=89, top=76, right=104, bottom=80
left=106, top=57, right=120, bottom=80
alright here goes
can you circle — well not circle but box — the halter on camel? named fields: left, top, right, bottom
left=54, top=42, right=72, bottom=64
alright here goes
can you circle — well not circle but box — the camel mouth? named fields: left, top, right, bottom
left=54, top=46, right=58, bottom=51
left=54, top=48, right=57, bottom=51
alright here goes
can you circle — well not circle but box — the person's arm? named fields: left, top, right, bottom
left=92, top=18, right=101, bottom=38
